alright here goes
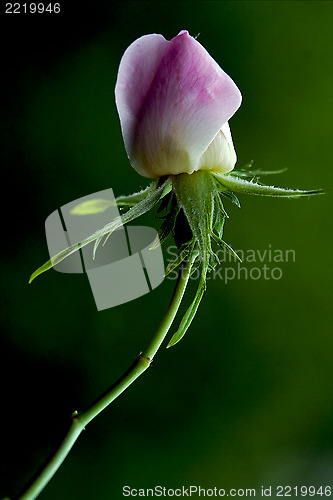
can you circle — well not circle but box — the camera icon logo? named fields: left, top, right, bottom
left=45, top=188, right=165, bottom=311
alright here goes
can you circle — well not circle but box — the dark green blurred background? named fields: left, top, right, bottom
left=1, top=1, right=332, bottom=498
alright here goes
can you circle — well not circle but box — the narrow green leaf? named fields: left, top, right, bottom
left=167, top=276, right=206, bottom=348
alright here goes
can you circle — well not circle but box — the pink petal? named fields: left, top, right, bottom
left=115, top=31, right=242, bottom=178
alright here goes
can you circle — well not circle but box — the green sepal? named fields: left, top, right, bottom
left=167, top=273, right=206, bottom=348
left=150, top=203, right=180, bottom=250
left=166, top=172, right=232, bottom=347
left=29, top=178, right=171, bottom=283
left=69, top=183, right=158, bottom=216
left=158, top=207, right=180, bottom=242
left=212, top=195, right=227, bottom=240
left=164, top=241, right=193, bottom=277
left=155, top=187, right=174, bottom=217
left=92, top=178, right=171, bottom=256
left=218, top=188, right=241, bottom=208
left=213, top=173, right=324, bottom=198
left=213, top=207, right=226, bottom=240
left=172, top=171, right=218, bottom=271
left=117, top=178, right=172, bottom=208
left=211, top=233, right=242, bottom=263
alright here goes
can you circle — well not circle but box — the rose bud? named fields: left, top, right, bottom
left=115, top=30, right=242, bottom=178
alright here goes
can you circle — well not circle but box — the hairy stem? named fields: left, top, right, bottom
left=14, top=252, right=196, bottom=500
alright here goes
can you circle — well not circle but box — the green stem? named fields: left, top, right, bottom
left=15, top=252, right=196, bottom=500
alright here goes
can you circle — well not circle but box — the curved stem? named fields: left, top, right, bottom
left=14, top=252, right=196, bottom=500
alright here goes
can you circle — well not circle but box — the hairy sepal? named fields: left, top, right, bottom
left=29, top=178, right=171, bottom=283
left=213, top=173, right=324, bottom=198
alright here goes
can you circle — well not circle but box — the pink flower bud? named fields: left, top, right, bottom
left=115, top=30, right=242, bottom=178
